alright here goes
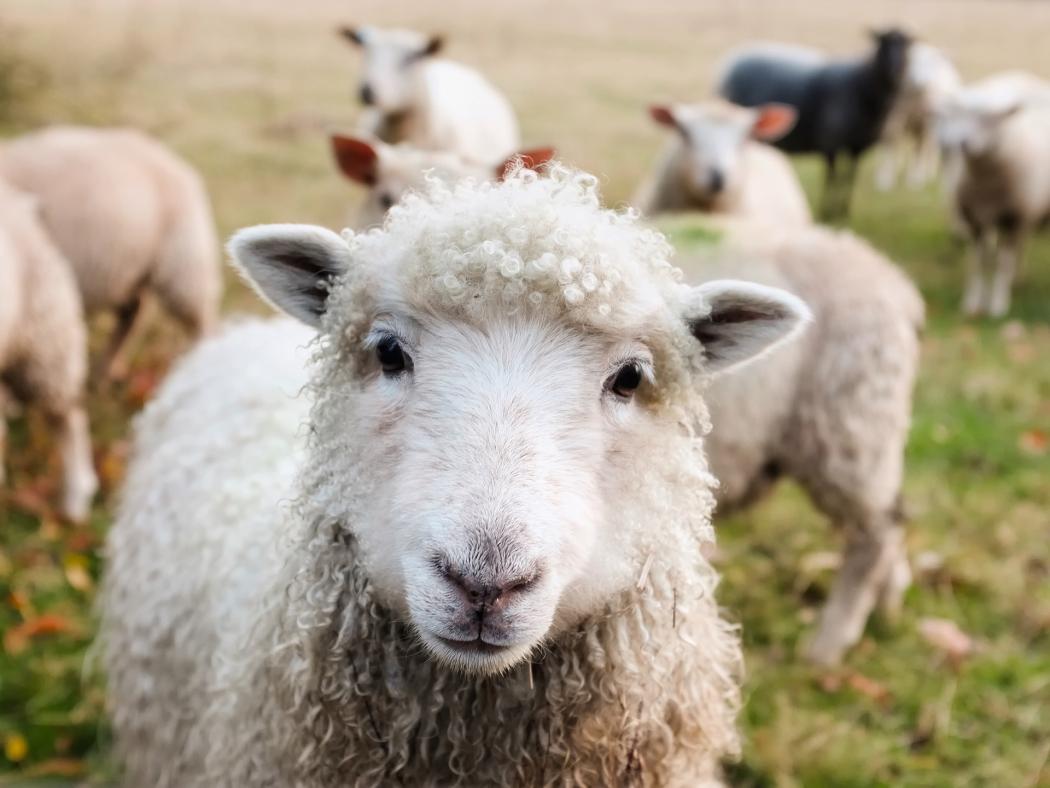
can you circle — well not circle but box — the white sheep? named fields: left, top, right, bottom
left=677, top=219, right=924, bottom=665
left=875, top=42, right=961, bottom=191
left=635, top=101, right=811, bottom=225
left=102, top=166, right=812, bottom=786
left=0, top=126, right=222, bottom=377
left=329, top=133, right=554, bottom=228
left=339, top=26, right=520, bottom=165
left=0, top=181, right=97, bottom=521
left=936, top=77, right=1050, bottom=316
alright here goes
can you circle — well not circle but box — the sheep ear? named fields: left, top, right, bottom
left=421, top=35, right=443, bottom=57
left=751, top=104, right=797, bottom=141
left=228, top=225, right=351, bottom=328
left=687, top=280, right=811, bottom=375
left=331, top=134, right=380, bottom=185
left=495, top=147, right=556, bottom=180
left=339, top=26, right=365, bottom=46
left=649, top=105, right=678, bottom=128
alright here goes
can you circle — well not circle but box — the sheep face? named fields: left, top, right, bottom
left=649, top=102, right=796, bottom=204
left=339, top=26, right=441, bottom=113
left=231, top=169, right=809, bottom=676
left=936, top=98, right=1019, bottom=159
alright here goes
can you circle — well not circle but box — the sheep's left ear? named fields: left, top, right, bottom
left=228, top=225, right=351, bottom=328
left=751, top=104, right=797, bottom=142
left=686, top=280, right=811, bottom=375
left=495, top=147, right=556, bottom=180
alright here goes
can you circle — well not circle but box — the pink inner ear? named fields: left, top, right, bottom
left=649, top=106, right=677, bottom=128
left=752, top=105, right=797, bottom=141
left=496, top=147, right=556, bottom=181
left=330, top=135, right=378, bottom=185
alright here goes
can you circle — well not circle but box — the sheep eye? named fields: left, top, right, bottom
left=376, top=335, right=410, bottom=375
left=606, top=362, right=643, bottom=399
left=379, top=192, right=395, bottom=210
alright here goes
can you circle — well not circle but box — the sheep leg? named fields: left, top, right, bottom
left=55, top=405, right=98, bottom=523
left=99, top=294, right=144, bottom=381
left=874, top=142, right=901, bottom=192
left=988, top=227, right=1024, bottom=318
left=962, top=229, right=994, bottom=317
left=837, top=154, right=859, bottom=217
left=820, top=153, right=840, bottom=221
left=876, top=531, right=912, bottom=621
left=908, top=127, right=939, bottom=189
left=806, top=524, right=900, bottom=666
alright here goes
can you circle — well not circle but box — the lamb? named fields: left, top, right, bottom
left=330, top=133, right=554, bottom=228
left=339, top=26, right=520, bottom=165
left=0, top=181, right=97, bottom=522
left=0, top=126, right=221, bottom=378
left=718, top=29, right=913, bottom=219
left=634, top=101, right=811, bottom=225
left=935, top=81, right=1050, bottom=316
left=102, top=165, right=812, bottom=786
left=677, top=220, right=924, bottom=665
left=875, top=42, right=961, bottom=191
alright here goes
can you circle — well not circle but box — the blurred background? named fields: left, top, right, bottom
left=0, top=0, right=1047, bottom=784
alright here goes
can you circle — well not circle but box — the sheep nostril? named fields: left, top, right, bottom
left=709, top=170, right=725, bottom=194
left=359, top=84, right=375, bottom=106
left=438, top=560, right=541, bottom=610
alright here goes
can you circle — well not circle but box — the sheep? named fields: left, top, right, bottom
left=718, top=29, right=913, bottom=219
left=338, top=25, right=520, bottom=165
left=101, top=165, right=813, bottom=787
left=675, top=219, right=924, bottom=665
left=874, top=42, right=961, bottom=191
left=935, top=81, right=1050, bottom=317
left=0, top=126, right=221, bottom=378
left=0, top=181, right=97, bottom=522
left=634, top=100, right=812, bottom=225
left=330, top=133, right=554, bottom=228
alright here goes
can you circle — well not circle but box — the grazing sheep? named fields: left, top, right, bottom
left=0, top=126, right=221, bottom=378
left=0, top=181, right=97, bottom=521
left=102, top=166, right=812, bottom=786
left=875, top=42, right=961, bottom=191
left=330, top=133, right=554, bottom=227
left=676, top=220, right=923, bottom=665
left=719, top=29, right=913, bottom=219
left=338, top=26, right=520, bottom=164
left=936, top=84, right=1050, bottom=317
left=635, top=101, right=811, bottom=225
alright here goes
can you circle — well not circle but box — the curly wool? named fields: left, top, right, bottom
left=105, top=167, right=742, bottom=787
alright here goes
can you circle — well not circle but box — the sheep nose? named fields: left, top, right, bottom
left=359, top=84, right=375, bottom=105
left=440, top=563, right=540, bottom=614
left=709, top=169, right=725, bottom=194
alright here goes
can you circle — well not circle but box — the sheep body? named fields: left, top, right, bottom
left=718, top=31, right=911, bottom=218
left=636, top=101, right=811, bottom=225
left=102, top=168, right=816, bottom=786
left=677, top=220, right=923, bottom=664
left=0, top=126, right=221, bottom=373
left=0, top=181, right=97, bottom=520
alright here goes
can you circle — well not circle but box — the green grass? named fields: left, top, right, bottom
left=1, top=2, right=1049, bottom=784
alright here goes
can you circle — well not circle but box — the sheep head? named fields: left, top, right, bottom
left=339, top=25, right=443, bottom=112
left=230, top=166, right=809, bottom=676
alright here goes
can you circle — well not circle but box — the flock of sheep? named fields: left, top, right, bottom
left=0, top=19, right=1046, bottom=787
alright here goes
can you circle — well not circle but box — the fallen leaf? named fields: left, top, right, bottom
left=919, top=617, right=975, bottom=666
left=63, top=554, right=94, bottom=592
left=799, top=551, right=841, bottom=575
left=846, top=671, right=892, bottom=705
left=4, top=733, right=27, bottom=763
left=3, top=613, right=77, bottom=655
left=1018, top=429, right=1048, bottom=456
left=24, top=757, right=86, bottom=777
left=126, top=368, right=163, bottom=409
left=97, top=439, right=130, bottom=491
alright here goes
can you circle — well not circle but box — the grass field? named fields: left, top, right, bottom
left=0, top=0, right=1048, bottom=784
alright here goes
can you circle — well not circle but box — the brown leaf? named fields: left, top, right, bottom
left=918, top=617, right=975, bottom=666
left=1018, top=429, right=1048, bottom=456
left=23, top=758, right=86, bottom=777
left=3, top=613, right=77, bottom=655
left=846, top=671, right=892, bottom=705
left=126, top=368, right=163, bottom=409
left=97, top=439, right=130, bottom=492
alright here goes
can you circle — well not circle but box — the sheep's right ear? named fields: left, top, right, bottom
left=649, top=105, right=678, bottom=128
left=331, top=134, right=380, bottom=185
left=495, top=147, right=556, bottom=180
left=686, top=280, right=811, bottom=375
left=228, top=225, right=351, bottom=328
left=339, top=26, right=365, bottom=46
left=751, top=104, right=797, bottom=142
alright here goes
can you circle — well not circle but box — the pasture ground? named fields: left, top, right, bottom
left=0, top=0, right=1047, bottom=784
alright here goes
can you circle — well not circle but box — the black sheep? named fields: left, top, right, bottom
left=719, top=29, right=913, bottom=219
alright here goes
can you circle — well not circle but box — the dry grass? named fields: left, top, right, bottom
left=0, top=0, right=1048, bottom=784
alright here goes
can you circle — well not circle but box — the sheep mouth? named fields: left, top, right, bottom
left=435, top=635, right=511, bottom=656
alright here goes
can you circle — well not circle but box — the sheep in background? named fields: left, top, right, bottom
left=0, top=182, right=97, bottom=522
left=329, top=133, right=554, bottom=227
left=0, top=127, right=221, bottom=379
left=936, top=83, right=1050, bottom=317
left=102, top=166, right=812, bottom=786
left=875, top=42, right=961, bottom=191
left=678, top=220, right=923, bottom=665
left=635, top=101, right=811, bottom=225
left=339, top=26, right=520, bottom=165
left=719, top=29, right=913, bottom=219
